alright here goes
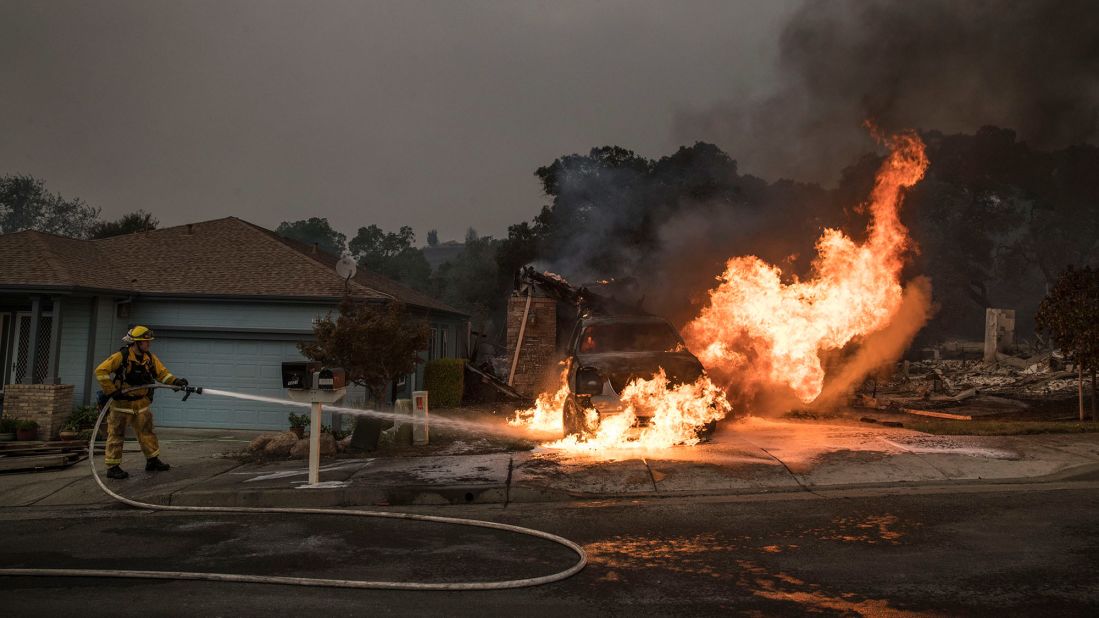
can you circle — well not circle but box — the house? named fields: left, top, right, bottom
left=0, top=217, right=469, bottom=436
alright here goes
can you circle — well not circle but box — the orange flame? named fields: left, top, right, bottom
left=508, top=365, right=569, bottom=434
left=682, top=130, right=929, bottom=403
left=546, top=370, right=731, bottom=452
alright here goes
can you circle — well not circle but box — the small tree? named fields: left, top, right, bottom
left=89, top=210, right=159, bottom=238
left=298, top=299, right=429, bottom=405
left=426, top=229, right=439, bottom=247
left=1035, top=265, right=1099, bottom=421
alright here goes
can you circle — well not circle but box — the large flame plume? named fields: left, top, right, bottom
left=682, top=130, right=929, bottom=403
left=547, top=370, right=731, bottom=452
left=509, top=129, right=928, bottom=453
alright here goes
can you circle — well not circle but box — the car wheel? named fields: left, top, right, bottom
left=563, top=399, right=597, bottom=441
left=696, top=420, right=718, bottom=442
left=562, top=399, right=581, bottom=438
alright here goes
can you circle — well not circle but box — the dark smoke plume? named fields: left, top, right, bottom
left=674, top=0, right=1099, bottom=184
left=526, top=0, right=1098, bottom=356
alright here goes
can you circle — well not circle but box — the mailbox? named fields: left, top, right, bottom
left=317, top=367, right=346, bottom=390
left=282, top=361, right=322, bottom=390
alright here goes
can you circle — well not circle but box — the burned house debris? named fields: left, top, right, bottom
left=856, top=310, right=1088, bottom=422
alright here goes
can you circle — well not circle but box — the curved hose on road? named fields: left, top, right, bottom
left=1, top=384, right=587, bottom=590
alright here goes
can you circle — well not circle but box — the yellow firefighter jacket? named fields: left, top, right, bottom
left=95, top=346, right=179, bottom=413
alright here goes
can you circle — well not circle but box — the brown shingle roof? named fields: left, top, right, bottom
left=0, top=217, right=466, bottom=315
left=0, top=230, right=129, bottom=291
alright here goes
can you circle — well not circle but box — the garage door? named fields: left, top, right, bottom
left=150, top=337, right=309, bottom=430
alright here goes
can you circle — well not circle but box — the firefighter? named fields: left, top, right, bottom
left=94, top=326, right=188, bottom=479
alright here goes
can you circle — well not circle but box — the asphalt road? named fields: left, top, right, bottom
left=3, top=480, right=1099, bottom=617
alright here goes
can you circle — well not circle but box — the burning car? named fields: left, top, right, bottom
left=562, top=312, right=713, bottom=439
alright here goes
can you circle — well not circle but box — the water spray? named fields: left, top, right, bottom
left=203, top=389, right=532, bottom=437
left=0, top=382, right=586, bottom=590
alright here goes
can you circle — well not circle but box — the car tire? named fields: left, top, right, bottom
left=696, top=420, right=718, bottom=442
left=563, top=399, right=597, bottom=441
left=562, top=399, right=580, bottom=438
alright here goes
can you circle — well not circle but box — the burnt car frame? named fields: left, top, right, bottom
left=560, top=312, right=713, bottom=439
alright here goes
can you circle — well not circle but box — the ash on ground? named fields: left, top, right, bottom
left=852, top=343, right=1089, bottom=422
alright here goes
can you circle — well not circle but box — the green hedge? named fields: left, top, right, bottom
left=425, top=358, right=465, bottom=408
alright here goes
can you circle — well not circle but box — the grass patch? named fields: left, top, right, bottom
left=905, top=419, right=1099, bottom=436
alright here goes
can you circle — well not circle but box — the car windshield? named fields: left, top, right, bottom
left=577, top=322, right=684, bottom=353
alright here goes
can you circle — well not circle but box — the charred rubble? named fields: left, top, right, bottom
left=855, top=337, right=1088, bottom=421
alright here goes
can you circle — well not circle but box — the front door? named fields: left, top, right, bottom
left=9, top=312, right=52, bottom=385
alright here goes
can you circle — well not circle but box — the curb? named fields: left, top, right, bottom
left=169, top=484, right=510, bottom=508
left=159, top=461, right=1099, bottom=509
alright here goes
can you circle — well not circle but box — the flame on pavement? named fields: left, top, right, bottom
left=546, top=370, right=731, bottom=452
left=508, top=365, right=569, bottom=434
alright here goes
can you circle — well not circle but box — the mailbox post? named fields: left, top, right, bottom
left=282, top=363, right=347, bottom=486
left=412, top=390, right=429, bottom=446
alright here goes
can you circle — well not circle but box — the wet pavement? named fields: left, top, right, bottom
left=3, top=418, right=1099, bottom=509
left=4, top=420, right=1099, bottom=615
left=4, top=482, right=1099, bottom=615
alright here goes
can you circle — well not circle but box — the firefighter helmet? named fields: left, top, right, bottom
left=123, top=325, right=155, bottom=344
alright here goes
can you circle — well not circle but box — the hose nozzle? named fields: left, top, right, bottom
left=181, top=385, right=203, bottom=402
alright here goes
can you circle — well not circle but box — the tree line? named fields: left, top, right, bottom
left=277, top=128, right=1097, bottom=348
left=0, top=174, right=158, bottom=240
left=5, top=126, right=1097, bottom=355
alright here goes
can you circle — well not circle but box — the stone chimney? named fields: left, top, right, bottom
left=506, top=292, right=557, bottom=397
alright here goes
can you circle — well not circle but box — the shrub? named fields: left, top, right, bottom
left=0, top=417, right=17, bottom=432
left=288, top=412, right=310, bottom=428
left=64, top=406, right=99, bottom=431
left=16, top=419, right=38, bottom=430
left=424, top=358, right=465, bottom=408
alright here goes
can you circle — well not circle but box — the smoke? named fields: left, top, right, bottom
left=674, top=0, right=1099, bottom=184
left=533, top=144, right=836, bottom=325
left=640, top=180, right=832, bottom=325
left=813, top=276, right=935, bottom=409
left=530, top=1, right=1097, bottom=396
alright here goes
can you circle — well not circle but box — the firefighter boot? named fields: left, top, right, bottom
left=145, top=457, right=170, bottom=472
left=106, top=465, right=129, bottom=480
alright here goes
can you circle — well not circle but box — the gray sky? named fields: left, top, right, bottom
left=0, top=0, right=798, bottom=243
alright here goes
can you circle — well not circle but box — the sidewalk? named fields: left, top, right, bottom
left=3, top=418, right=1099, bottom=509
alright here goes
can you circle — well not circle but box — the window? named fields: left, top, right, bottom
left=576, top=322, right=683, bottom=354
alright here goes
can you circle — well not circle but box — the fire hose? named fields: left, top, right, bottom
left=1, top=383, right=587, bottom=590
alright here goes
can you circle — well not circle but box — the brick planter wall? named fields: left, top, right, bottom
left=2, top=384, right=75, bottom=440
left=506, top=295, right=557, bottom=397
